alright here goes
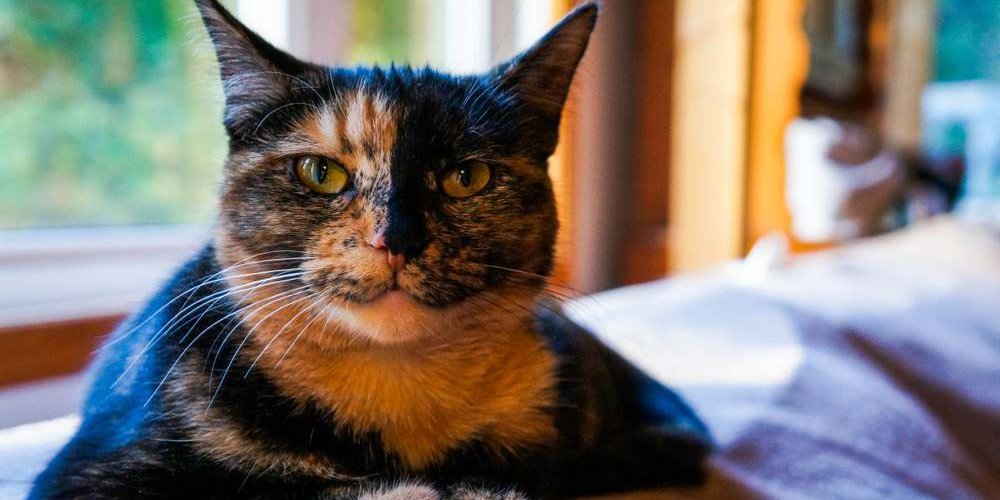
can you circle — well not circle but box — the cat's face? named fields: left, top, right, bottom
left=197, top=0, right=596, bottom=344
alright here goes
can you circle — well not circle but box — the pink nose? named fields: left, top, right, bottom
left=368, top=232, right=405, bottom=273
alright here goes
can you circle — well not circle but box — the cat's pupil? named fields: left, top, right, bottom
left=459, top=168, right=471, bottom=187
left=316, top=161, right=328, bottom=183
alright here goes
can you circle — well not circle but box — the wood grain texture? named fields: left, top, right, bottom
left=621, top=0, right=674, bottom=284
left=0, top=315, right=118, bottom=387
left=550, top=0, right=582, bottom=290
left=668, top=0, right=752, bottom=272
left=745, top=0, right=809, bottom=250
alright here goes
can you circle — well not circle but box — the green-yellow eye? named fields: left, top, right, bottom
left=441, top=162, right=491, bottom=198
left=295, top=155, right=349, bottom=195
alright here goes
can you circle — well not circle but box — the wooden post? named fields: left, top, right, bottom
left=668, top=0, right=753, bottom=272
left=620, top=0, right=675, bottom=284
left=883, top=0, right=936, bottom=153
left=744, top=0, right=810, bottom=250
left=548, top=0, right=579, bottom=290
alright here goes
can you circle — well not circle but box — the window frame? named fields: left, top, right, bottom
left=0, top=225, right=208, bottom=387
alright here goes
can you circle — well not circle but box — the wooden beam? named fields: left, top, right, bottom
left=567, top=0, right=638, bottom=292
left=548, top=0, right=579, bottom=290
left=0, top=315, right=120, bottom=388
left=745, top=0, right=810, bottom=250
left=621, top=0, right=675, bottom=284
left=668, top=0, right=752, bottom=272
left=882, top=0, right=936, bottom=152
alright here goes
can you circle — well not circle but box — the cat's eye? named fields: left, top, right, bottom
left=294, top=155, right=349, bottom=195
left=441, top=162, right=491, bottom=198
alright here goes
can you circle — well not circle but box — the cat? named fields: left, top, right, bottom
left=30, top=1, right=710, bottom=498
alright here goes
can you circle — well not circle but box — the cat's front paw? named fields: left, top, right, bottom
left=358, top=483, right=442, bottom=500
left=447, top=485, right=529, bottom=500
left=320, top=481, right=531, bottom=500
left=319, top=482, right=442, bottom=500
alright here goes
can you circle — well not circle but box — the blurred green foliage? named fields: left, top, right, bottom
left=0, top=0, right=226, bottom=228
left=0, top=0, right=418, bottom=229
left=935, top=0, right=1000, bottom=82
left=349, top=0, right=415, bottom=65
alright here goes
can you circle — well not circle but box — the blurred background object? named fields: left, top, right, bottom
left=0, top=0, right=224, bottom=228
left=787, top=0, right=996, bottom=243
left=785, top=117, right=907, bottom=242
left=0, top=0, right=998, bottom=427
left=923, top=81, right=1000, bottom=223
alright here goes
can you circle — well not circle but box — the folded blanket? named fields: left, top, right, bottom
left=572, top=218, right=1000, bottom=499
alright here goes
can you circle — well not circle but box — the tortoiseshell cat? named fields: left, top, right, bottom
left=31, top=1, right=710, bottom=498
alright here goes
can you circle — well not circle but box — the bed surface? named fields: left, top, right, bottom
left=2, top=218, right=998, bottom=499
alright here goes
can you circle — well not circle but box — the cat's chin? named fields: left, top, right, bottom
left=331, top=289, right=446, bottom=345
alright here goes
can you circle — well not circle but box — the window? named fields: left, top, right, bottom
left=0, top=1, right=226, bottom=228
left=926, top=0, right=1000, bottom=215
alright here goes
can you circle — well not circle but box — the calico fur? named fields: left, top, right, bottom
left=31, top=1, right=711, bottom=498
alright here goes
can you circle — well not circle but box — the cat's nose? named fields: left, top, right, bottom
left=367, top=232, right=406, bottom=273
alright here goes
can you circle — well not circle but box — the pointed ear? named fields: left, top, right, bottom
left=194, top=0, right=303, bottom=140
left=496, top=3, right=598, bottom=121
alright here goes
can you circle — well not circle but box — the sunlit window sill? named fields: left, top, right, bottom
left=0, top=225, right=210, bottom=330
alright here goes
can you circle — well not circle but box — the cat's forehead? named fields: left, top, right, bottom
left=287, top=67, right=499, bottom=171
left=298, top=87, right=398, bottom=163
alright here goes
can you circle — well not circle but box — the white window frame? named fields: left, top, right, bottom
left=0, top=225, right=209, bottom=330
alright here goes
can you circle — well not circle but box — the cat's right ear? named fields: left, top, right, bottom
left=195, top=0, right=302, bottom=140
left=494, top=3, right=598, bottom=123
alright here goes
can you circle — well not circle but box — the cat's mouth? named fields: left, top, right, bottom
left=369, top=279, right=404, bottom=299
left=370, top=288, right=412, bottom=307
left=329, top=279, right=447, bottom=345
left=347, top=279, right=424, bottom=307
left=302, top=254, right=472, bottom=310
left=341, top=277, right=464, bottom=311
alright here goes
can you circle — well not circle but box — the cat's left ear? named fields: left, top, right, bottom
left=195, top=0, right=305, bottom=141
left=494, top=3, right=598, bottom=122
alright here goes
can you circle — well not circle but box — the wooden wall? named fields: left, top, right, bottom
left=558, top=0, right=812, bottom=279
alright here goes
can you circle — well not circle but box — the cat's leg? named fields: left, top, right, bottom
left=545, top=423, right=708, bottom=497
left=574, top=369, right=711, bottom=492
left=583, top=362, right=712, bottom=493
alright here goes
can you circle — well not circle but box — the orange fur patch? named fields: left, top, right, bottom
left=224, top=280, right=559, bottom=470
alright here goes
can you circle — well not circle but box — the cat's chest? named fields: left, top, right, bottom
left=256, top=329, right=560, bottom=470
